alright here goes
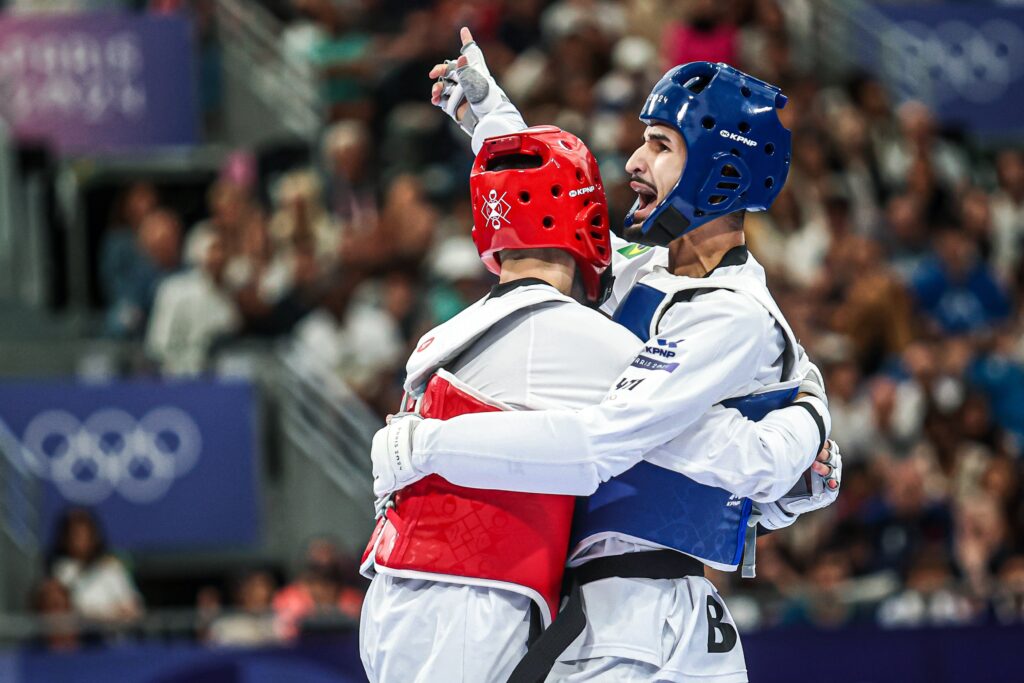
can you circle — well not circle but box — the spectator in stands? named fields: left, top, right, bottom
left=322, top=120, right=376, bottom=233
left=954, top=496, right=1011, bottom=600
left=910, top=228, right=1011, bottom=335
left=146, top=231, right=241, bottom=375
left=207, top=570, right=280, bottom=647
left=270, top=168, right=341, bottom=269
left=292, top=274, right=403, bottom=396
left=381, top=173, right=438, bottom=255
left=662, top=0, right=737, bottom=70
left=865, top=454, right=952, bottom=577
left=103, top=200, right=182, bottom=339
left=991, top=555, right=1024, bottom=624
left=47, top=508, right=143, bottom=625
left=425, top=236, right=489, bottom=325
left=30, top=577, right=82, bottom=653
left=968, top=332, right=1024, bottom=441
left=991, top=150, right=1024, bottom=282
left=101, top=182, right=160, bottom=337
left=185, top=179, right=252, bottom=267
left=780, top=550, right=857, bottom=628
left=225, top=207, right=295, bottom=333
left=281, top=0, right=373, bottom=120
left=273, top=538, right=363, bottom=641
left=881, top=194, right=931, bottom=280
left=876, top=548, right=975, bottom=628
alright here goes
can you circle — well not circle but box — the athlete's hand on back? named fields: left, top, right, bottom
left=371, top=414, right=425, bottom=497
left=428, top=27, right=509, bottom=136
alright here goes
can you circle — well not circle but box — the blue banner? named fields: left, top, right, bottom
left=872, top=3, right=1024, bottom=136
left=0, top=379, right=260, bottom=551
left=4, top=635, right=368, bottom=683
left=1, top=624, right=1022, bottom=683
left=0, top=13, right=199, bottom=153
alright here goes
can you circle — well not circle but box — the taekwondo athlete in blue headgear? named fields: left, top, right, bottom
left=375, top=32, right=843, bottom=683
left=623, top=61, right=793, bottom=246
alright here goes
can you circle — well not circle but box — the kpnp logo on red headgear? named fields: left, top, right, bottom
left=481, top=189, right=511, bottom=230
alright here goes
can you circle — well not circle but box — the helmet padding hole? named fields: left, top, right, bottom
left=764, top=177, right=774, bottom=189
left=683, top=75, right=711, bottom=94
left=486, top=153, right=542, bottom=171
left=701, top=116, right=716, bottom=130
left=543, top=216, right=555, bottom=228
left=721, top=164, right=741, bottom=178
left=765, top=143, right=775, bottom=156
left=738, top=121, right=751, bottom=133
left=519, top=191, right=531, bottom=203
left=551, top=185, right=562, bottom=197
left=709, top=195, right=728, bottom=206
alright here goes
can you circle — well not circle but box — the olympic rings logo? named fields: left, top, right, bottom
left=19, top=407, right=202, bottom=505
left=888, top=19, right=1024, bottom=105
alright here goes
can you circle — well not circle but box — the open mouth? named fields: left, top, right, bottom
left=630, top=180, right=658, bottom=221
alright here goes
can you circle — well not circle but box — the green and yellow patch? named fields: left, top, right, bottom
left=617, top=243, right=652, bottom=259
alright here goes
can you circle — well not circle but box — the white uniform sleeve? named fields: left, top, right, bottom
left=470, top=101, right=528, bottom=154
left=412, top=294, right=827, bottom=495
left=643, top=403, right=822, bottom=503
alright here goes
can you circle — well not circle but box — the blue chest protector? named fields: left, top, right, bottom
left=571, top=282, right=796, bottom=570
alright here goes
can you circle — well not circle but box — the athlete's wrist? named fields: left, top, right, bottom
left=409, top=418, right=436, bottom=471
left=792, top=394, right=830, bottom=454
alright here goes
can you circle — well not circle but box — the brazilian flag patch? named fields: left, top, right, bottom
left=617, top=243, right=652, bottom=259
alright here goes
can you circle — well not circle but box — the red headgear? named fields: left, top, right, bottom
left=470, top=126, right=612, bottom=304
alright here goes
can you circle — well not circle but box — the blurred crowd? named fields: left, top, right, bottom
left=33, top=0, right=1024, bottom=635
left=31, top=508, right=365, bottom=651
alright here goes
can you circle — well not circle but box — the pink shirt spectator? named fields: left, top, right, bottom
left=663, top=22, right=738, bottom=69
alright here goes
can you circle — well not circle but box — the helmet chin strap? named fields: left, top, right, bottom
left=620, top=199, right=691, bottom=248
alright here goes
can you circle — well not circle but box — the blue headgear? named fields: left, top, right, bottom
left=623, top=62, right=792, bottom=246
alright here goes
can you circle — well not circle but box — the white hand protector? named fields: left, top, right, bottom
left=754, top=439, right=842, bottom=530
left=433, top=37, right=509, bottom=138
left=435, top=60, right=473, bottom=134
left=370, top=414, right=425, bottom=498
left=456, top=38, right=508, bottom=123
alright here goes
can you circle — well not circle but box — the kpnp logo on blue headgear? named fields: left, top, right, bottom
left=624, top=62, right=792, bottom=247
left=19, top=407, right=202, bottom=505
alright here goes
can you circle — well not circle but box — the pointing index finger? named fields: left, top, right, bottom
left=460, top=26, right=473, bottom=46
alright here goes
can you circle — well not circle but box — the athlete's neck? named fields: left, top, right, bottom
left=498, top=248, right=576, bottom=296
left=667, top=216, right=745, bottom=278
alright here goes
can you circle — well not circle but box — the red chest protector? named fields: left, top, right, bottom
left=360, top=370, right=575, bottom=624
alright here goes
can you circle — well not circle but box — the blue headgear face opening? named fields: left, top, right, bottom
left=622, top=62, right=792, bottom=247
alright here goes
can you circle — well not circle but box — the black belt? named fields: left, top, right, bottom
left=506, top=551, right=704, bottom=683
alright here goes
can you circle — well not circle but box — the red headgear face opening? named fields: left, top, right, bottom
left=470, top=126, right=612, bottom=304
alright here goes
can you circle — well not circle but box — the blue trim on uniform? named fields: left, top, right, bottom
left=721, top=385, right=798, bottom=421
left=732, top=498, right=755, bottom=566
left=611, top=282, right=664, bottom=341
